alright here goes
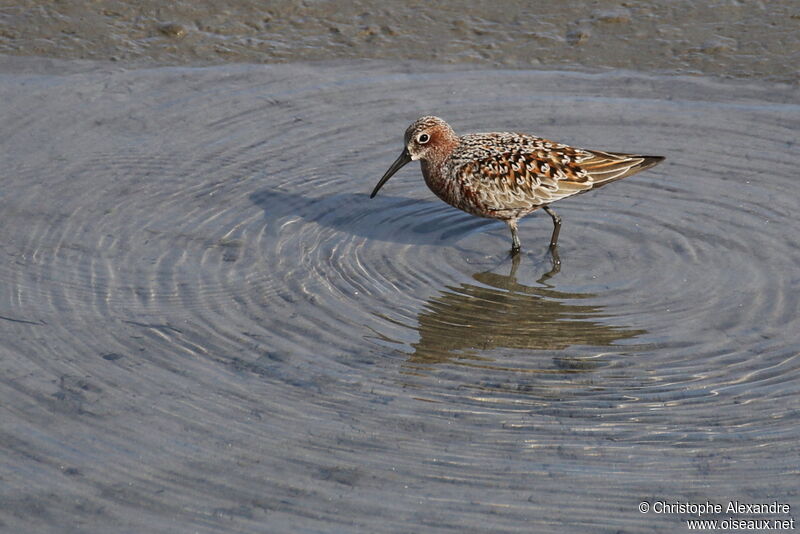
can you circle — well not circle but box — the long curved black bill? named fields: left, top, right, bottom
left=370, top=148, right=411, bottom=198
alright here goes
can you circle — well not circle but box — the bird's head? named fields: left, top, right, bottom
left=370, top=116, right=457, bottom=198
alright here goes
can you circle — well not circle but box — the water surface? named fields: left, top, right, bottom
left=1, top=59, right=799, bottom=532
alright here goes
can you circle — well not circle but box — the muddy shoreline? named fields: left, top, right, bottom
left=1, top=0, right=799, bottom=83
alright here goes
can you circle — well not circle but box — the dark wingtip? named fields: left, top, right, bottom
left=638, top=155, right=665, bottom=171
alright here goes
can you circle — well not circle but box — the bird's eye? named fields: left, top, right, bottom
left=417, top=133, right=430, bottom=144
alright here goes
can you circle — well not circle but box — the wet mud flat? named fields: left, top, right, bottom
left=1, top=0, right=799, bottom=83
left=0, top=57, right=799, bottom=532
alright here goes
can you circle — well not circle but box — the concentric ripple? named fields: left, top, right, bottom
left=1, top=60, right=799, bottom=533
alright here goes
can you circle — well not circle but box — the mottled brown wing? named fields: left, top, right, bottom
left=458, top=145, right=663, bottom=214
left=456, top=144, right=595, bottom=214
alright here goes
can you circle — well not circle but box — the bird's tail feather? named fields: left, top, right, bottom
left=581, top=150, right=665, bottom=187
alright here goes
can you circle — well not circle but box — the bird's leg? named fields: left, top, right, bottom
left=543, top=205, right=561, bottom=248
left=509, top=250, right=521, bottom=279
left=506, top=219, right=521, bottom=256
left=549, top=243, right=561, bottom=267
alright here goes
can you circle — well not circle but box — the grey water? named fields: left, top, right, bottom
left=1, top=59, right=799, bottom=532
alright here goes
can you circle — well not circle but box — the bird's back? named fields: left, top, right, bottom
left=442, top=132, right=663, bottom=219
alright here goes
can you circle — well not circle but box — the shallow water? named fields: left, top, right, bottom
left=1, top=59, right=799, bottom=532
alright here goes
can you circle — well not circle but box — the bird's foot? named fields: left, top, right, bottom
left=510, top=245, right=521, bottom=257
left=537, top=246, right=561, bottom=283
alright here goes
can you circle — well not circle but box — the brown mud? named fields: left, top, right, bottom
left=1, top=0, right=799, bottom=82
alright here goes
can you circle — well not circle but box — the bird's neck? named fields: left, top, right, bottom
left=421, top=146, right=456, bottom=200
left=418, top=131, right=460, bottom=201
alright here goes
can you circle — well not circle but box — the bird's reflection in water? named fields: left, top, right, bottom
left=408, top=254, right=645, bottom=370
